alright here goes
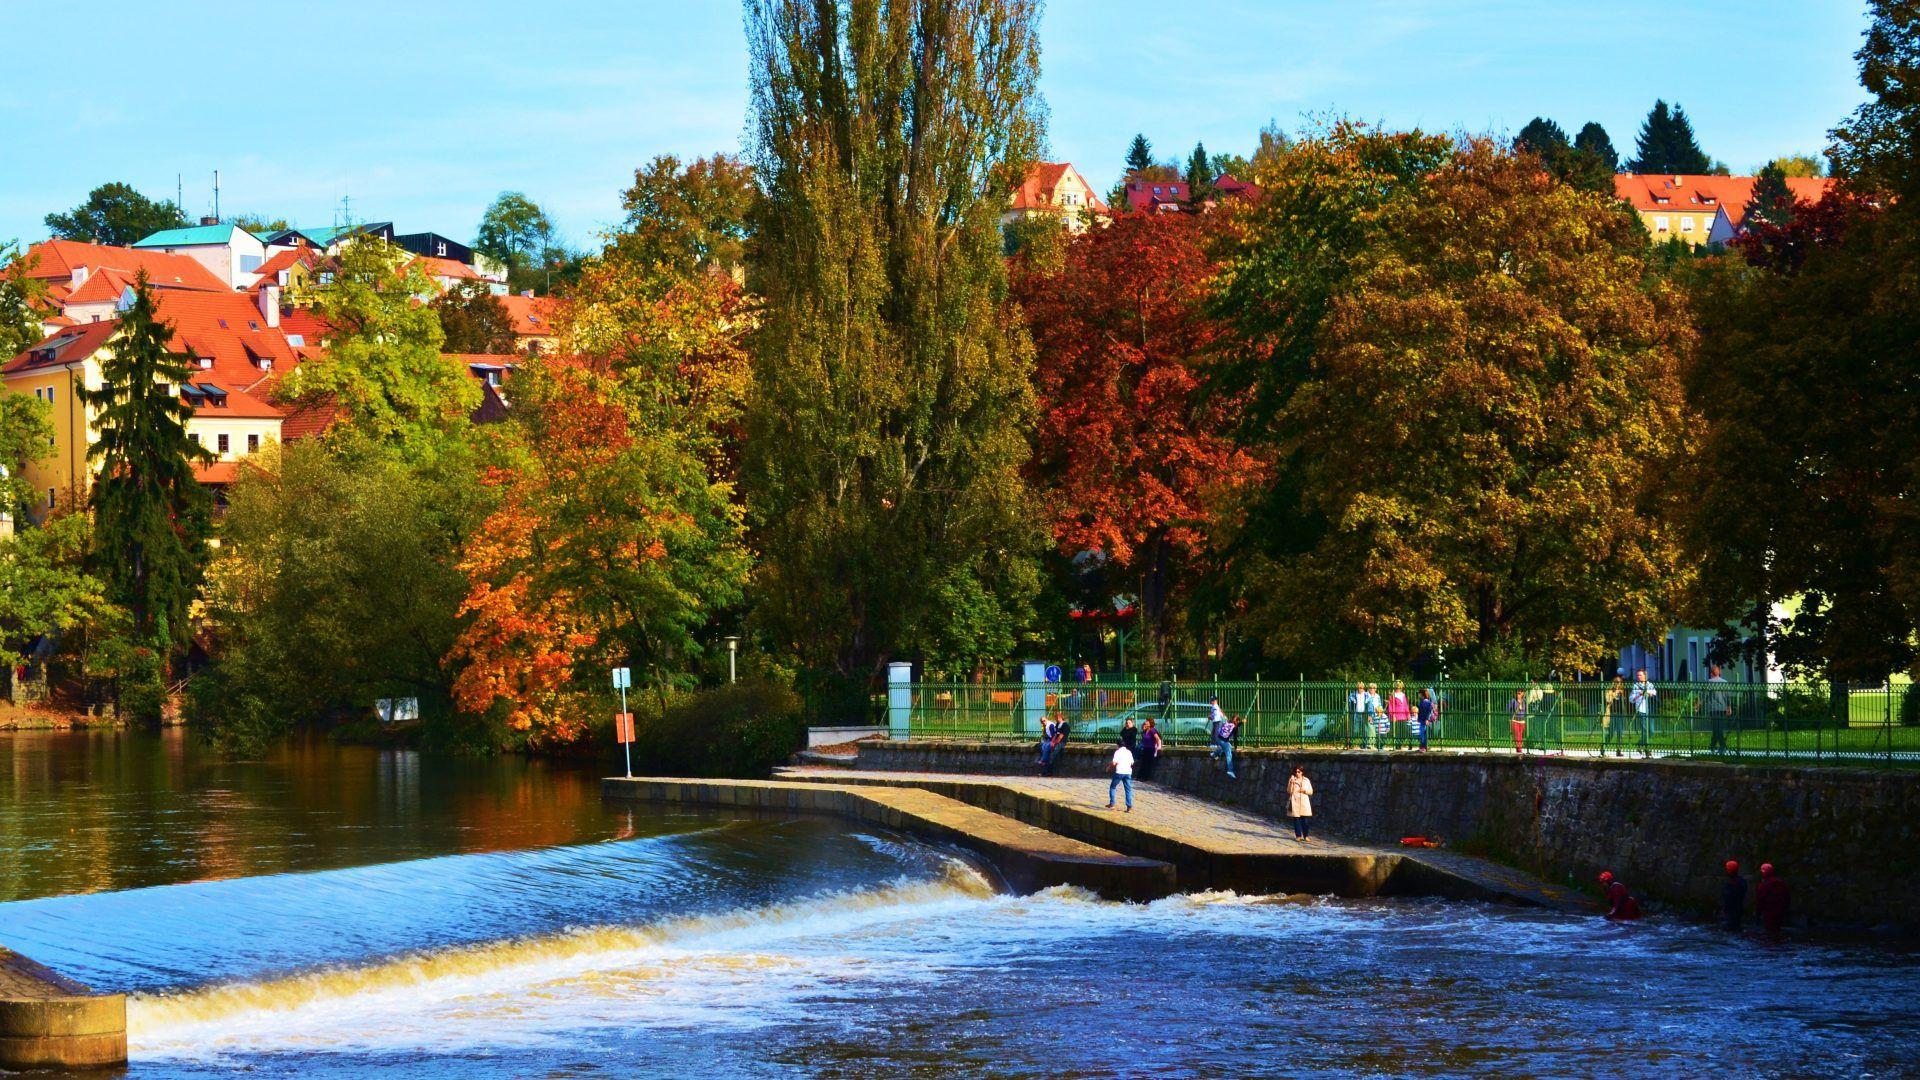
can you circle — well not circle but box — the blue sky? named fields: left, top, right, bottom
left=0, top=1, right=1871, bottom=250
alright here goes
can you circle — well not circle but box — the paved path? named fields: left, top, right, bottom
left=774, top=766, right=1590, bottom=911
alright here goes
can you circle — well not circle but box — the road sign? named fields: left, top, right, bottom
left=1045, top=665, right=1062, bottom=683
left=612, top=666, right=631, bottom=690
left=614, top=711, right=635, bottom=744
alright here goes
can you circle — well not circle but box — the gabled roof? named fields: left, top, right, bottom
left=412, top=255, right=483, bottom=281
left=248, top=247, right=319, bottom=289
left=132, top=223, right=247, bottom=248
left=267, top=222, right=394, bottom=248
left=1124, top=179, right=1191, bottom=211
left=63, top=266, right=141, bottom=307
left=21, top=240, right=231, bottom=293
left=1613, top=174, right=1833, bottom=230
left=1213, top=174, right=1264, bottom=200
left=2, top=321, right=120, bottom=376
left=497, top=293, right=562, bottom=337
left=1010, top=162, right=1109, bottom=214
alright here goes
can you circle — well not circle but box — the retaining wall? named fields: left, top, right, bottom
left=855, top=741, right=1920, bottom=932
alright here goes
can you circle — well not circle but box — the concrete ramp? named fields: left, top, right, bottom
left=0, top=948, right=126, bottom=1070
left=602, top=777, right=1176, bottom=900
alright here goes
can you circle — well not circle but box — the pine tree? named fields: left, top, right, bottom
left=1575, top=122, right=1619, bottom=171
left=77, top=276, right=212, bottom=647
left=1630, top=100, right=1711, bottom=174
left=744, top=0, right=1046, bottom=705
left=1125, top=133, right=1154, bottom=176
left=1745, top=162, right=1798, bottom=231
left=1185, top=141, right=1215, bottom=203
left=1668, top=105, right=1712, bottom=173
left=1514, top=117, right=1570, bottom=160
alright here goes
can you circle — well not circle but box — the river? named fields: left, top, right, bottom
left=2, top=729, right=1917, bottom=1077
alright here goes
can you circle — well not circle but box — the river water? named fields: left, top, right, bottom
left=3, top=730, right=1918, bottom=1078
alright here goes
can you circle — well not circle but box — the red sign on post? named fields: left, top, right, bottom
left=614, top=711, right=635, bottom=744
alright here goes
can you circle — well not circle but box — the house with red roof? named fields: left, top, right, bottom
left=133, top=222, right=270, bottom=290
left=496, top=292, right=562, bottom=354
left=1124, top=179, right=1190, bottom=213
left=1004, top=162, right=1108, bottom=234
left=17, top=239, right=231, bottom=331
left=2, top=285, right=303, bottom=515
left=1613, top=174, right=1834, bottom=246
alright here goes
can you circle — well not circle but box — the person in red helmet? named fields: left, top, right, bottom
left=1756, top=863, right=1791, bottom=939
left=1721, top=861, right=1747, bottom=932
left=1600, top=870, right=1642, bottom=920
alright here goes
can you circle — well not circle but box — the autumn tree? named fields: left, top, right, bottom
left=614, top=154, right=758, bottom=274
left=288, top=238, right=478, bottom=454
left=76, top=277, right=212, bottom=665
left=1221, top=137, right=1693, bottom=671
left=44, top=183, right=186, bottom=246
left=432, top=280, right=517, bottom=354
left=743, top=0, right=1046, bottom=702
left=1766, top=153, right=1825, bottom=178
left=1016, top=211, right=1263, bottom=659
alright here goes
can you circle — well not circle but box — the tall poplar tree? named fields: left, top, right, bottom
left=743, top=0, right=1046, bottom=702
left=78, top=277, right=211, bottom=647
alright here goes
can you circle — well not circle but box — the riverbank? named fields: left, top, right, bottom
left=0, top=701, right=123, bottom=732
left=853, top=740, right=1920, bottom=935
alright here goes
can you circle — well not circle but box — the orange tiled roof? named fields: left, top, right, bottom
left=412, top=255, right=483, bottom=281
left=497, top=293, right=562, bottom=337
left=1010, top=162, right=1109, bottom=214
left=2, top=320, right=120, bottom=376
left=278, top=396, right=342, bottom=442
left=1613, top=174, right=1833, bottom=229
left=250, top=247, right=316, bottom=284
left=22, top=239, right=230, bottom=293
left=62, top=266, right=142, bottom=306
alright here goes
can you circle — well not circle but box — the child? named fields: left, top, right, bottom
left=1508, top=690, right=1528, bottom=755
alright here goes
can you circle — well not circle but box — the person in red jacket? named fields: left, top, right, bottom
left=1756, top=863, right=1791, bottom=939
left=1599, top=870, right=1643, bottom=920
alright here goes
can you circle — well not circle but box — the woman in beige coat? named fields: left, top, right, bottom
left=1288, top=766, right=1314, bottom=842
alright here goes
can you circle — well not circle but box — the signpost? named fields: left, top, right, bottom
left=613, top=666, right=633, bottom=778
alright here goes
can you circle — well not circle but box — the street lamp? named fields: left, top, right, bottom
left=724, top=636, right=740, bottom=684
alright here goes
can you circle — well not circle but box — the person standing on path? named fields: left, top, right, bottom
left=1120, top=715, right=1138, bottom=756
left=1508, top=690, right=1528, bottom=754
left=1629, top=669, right=1657, bottom=757
left=1757, top=863, right=1791, bottom=939
left=1601, top=675, right=1627, bottom=757
left=1137, top=718, right=1161, bottom=782
left=1106, top=738, right=1135, bottom=812
left=1722, top=860, right=1748, bottom=932
left=1349, top=681, right=1369, bottom=748
left=1387, top=681, right=1412, bottom=749
left=1705, top=666, right=1732, bottom=753
left=1414, top=688, right=1435, bottom=752
left=1287, top=765, right=1314, bottom=841
left=1366, top=683, right=1388, bottom=750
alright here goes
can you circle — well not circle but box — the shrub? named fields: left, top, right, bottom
left=1900, top=681, right=1919, bottom=728
left=632, top=679, right=807, bottom=778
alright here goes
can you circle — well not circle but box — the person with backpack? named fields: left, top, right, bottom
left=1106, top=736, right=1135, bottom=812
left=1137, top=718, right=1162, bottom=782
left=1037, top=715, right=1058, bottom=772
left=1042, top=716, right=1070, bottom=776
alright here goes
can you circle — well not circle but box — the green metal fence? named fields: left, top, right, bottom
left=894, top=677, right=1919, bottom=766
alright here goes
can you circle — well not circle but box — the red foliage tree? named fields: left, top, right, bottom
left=1015, top=212, right=1265, bottom=657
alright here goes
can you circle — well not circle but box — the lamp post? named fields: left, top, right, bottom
left=725, top=636, right=740, bottom=684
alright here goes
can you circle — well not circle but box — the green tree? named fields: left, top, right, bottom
left=743, top=0, right=1046, bottom=705
left=288, top=239, right=478, bottom=454
left=1, top=243, right=50, bottom=358
left=195, top=439, right=493, bottom=751
left=1517, top=117, right=1615, bottom=193
left=1629, top=100, right=1712, bottom=174
left=1744, top=161, right=1798, bottom=231
left=1766, top=153, right=1826, bottom=178
left=431, top=280, right=517, bottom=354
left=0, top=512, right=111, bottom=670
left=1575, top=121, right=1619, bottom=171
left=75, top=277, right=211, bottom=652
left=615, top=154, right=758, bottom=274
left=1240, top=140, right=1694, bottom=670
left=1125, top=133, right=1155, bottom=175
left=230, top=213, right=291, bottom=235
left=1832, top=0, right=1920, bottom=200
left=1514, top=117, right=1570, bottom=159
left=1185, top=141, right=1216, bottom=203
left=474, top=192, right=558, bottom=293
left=0, top=393, right=52, bottom=521
left=43, top=183, right=187, bottom=247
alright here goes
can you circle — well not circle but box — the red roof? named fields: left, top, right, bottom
left=21, top=239, right=230, bottom=293
left=193, top=461, right=240, bottom=485
left=62, top=266, right=142, bottom=307
left=1010, top=162, right=1108, bottom=214
left=278, top=396, right=342, bottom=442
left=250, top=248, right=317, bottom=287
left=1213, top=174, right=1264, bottom=200
left=1124, top=180, right=1191, bottom=212
left=2, top=320, right=120, bottom=376
left=412, top=255, right=483, bottom=281
left=497, top=293, right=562, bottom=338
left=1613, top=174, right=1833, bottom=230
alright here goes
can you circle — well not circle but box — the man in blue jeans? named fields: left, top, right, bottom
left=1211, top=712, right=1239, bottom=779
left=1107, top=738, right=1135, bottom=811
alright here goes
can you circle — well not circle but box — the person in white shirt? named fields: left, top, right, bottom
left=1107, top=739, right=1135, bottom=812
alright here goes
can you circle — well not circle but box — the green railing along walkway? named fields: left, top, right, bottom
left=894, top=677, right=1918, bottom=767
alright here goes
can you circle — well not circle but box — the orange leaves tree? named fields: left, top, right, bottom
left=448, top=249, right=751, bottom=744
left=1215, top=131, right=1694, bottom=673
left=1015, top=211, right=1264, bottom=660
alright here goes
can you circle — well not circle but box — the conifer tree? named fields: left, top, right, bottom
left=1575, top=122, right=1619, bottom=171
left=1125, top=133, right=1154, bottom=176
left=1744, top=162, right=1798, bottom=231
left=1185, top=142, right=1215, bottom=203
left=1630, top=100, right=1711, bottom=173
left=743, top=0, right=1046, bottom=705
left=1514, top=117, right=1569, bottom=160
left=77, top=276, right=211, bottom=647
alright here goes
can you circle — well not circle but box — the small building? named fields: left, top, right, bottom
left=497, top=292, right=562, bottom=354
left=18, top=240, right=231, bottom=331
left=132, top=221, right=270, bottom=290
left=1613, top=174, right=1833, bottom=247
left=1004, top=162, right=1108, bottom=233
left=1124, top=179, right=1190, bottom=213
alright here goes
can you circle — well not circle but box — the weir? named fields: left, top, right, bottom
left=0, top=947, right=127, bottom=1070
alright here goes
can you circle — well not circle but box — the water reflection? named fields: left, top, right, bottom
left=0, top=729, right=624, bottom=902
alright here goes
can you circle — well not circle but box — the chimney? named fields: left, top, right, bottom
left=71, top=266, right=89, bottom=287
left=200, top=215, right=220, bottom=227
left=259, top=285, right=281, bottom=328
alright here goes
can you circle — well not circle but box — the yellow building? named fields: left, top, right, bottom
left=1614, top=174, right=1834, bottom=247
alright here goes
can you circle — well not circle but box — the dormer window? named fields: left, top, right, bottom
left=243, top=343, right=273, bottom=371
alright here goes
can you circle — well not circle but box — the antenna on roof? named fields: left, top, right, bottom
left=177, top=174, right=183, bottom=214
left=213, top=170, right=220, bottom=222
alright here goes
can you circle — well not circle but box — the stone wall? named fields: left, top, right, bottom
left=855, top=741, right=1920, bottom=932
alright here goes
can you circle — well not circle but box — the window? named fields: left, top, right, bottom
left=217, top=433, right=230, bottom=455
left=47, top=387, right=54, bottom=406
left=189, top=432, right=201, bottom=446
left=318, top=272, right=335, bottom=286
left=48, top=489, right=56, bottom=510
left=1681, top=217, right=1695, bottom=232
left=277, top=270, right=290, bottom=286
left=435, top=241, right=447, bottom=256
left=1654, top=216, right=1670, bottom=232
left=247, top=433, right=260, bottom=453
left=240, top=254, right=263, bottom=273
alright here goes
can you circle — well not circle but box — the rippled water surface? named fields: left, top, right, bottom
left=3, top=731, right=1918, bottom=1078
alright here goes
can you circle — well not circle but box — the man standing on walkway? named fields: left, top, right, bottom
left=1350, top=681, right=1369, bottom=747
left=1288, top=765, right=1314, bottom=841
left=1106, top=737, right=1135, bottom=812
left=1629, top=669, right=1657, bottom=758
left=1705, top=665, right=1732, bottom=753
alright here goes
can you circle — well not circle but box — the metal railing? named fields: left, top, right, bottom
left=892, top=677, right=1919, bottom=767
